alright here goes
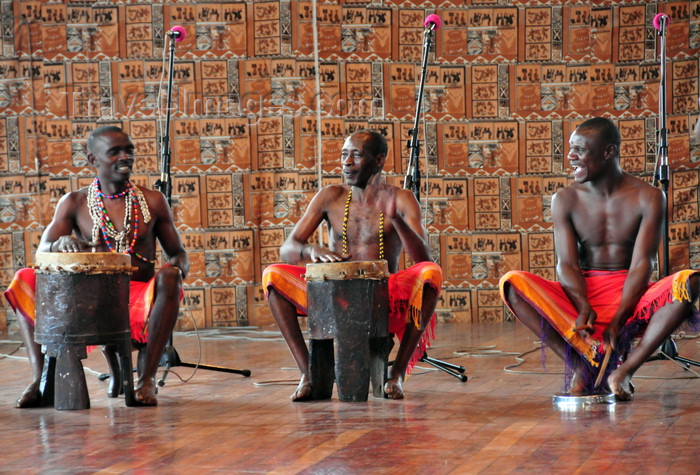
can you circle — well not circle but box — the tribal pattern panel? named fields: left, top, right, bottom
left=0, top=1, right=698, bottom=332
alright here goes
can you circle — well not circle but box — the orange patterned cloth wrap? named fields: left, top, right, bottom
left=262, top=261, right=443, bottom=373
left=499, top=269, right=700, bottom=371
left=3, top=267, right=169, bottom=344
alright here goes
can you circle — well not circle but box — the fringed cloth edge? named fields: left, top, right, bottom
left=3, top=267, right=166, bottom=345
left=3, top=267, right=36, bottom=325
left=263, top=262, right=443, bottom=374
left=388, top=262, right=443, bottom=373
left=500, top=269, right=700, bottom=392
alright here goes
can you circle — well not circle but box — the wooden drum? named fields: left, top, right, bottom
left=305, top=260, right=392, bottom=402
left=33, top=252, right=135, bottom=409
left=34, top=252, right=133, bottom=346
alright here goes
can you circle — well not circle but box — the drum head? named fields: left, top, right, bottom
left=34, top=252, right=133, bottom=275
left=305, top=260, right=389, bottom=281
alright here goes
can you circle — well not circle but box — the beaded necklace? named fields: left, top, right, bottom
left=342, top=187, right=384, bottom=260
left=87, top=177, right=155, bottom=264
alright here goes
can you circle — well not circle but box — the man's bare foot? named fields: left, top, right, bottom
left=15, top=381, right=42, bottom=408
left=384, top=376, right=404, bottom=400
left=566, top=373, right=587, bottom=396
left=608, top=369, right=634, bottom=401
left=290, top=377, right=312, bottom=401
left=133, top=379, right=158, bottom=406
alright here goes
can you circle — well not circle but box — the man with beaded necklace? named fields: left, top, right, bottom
left=262, top=129, right=443, bottom=400
left=4, top=125, right=189, bottom=407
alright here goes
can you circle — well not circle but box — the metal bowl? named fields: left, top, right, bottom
left=552, top=392, right=615, bottom=411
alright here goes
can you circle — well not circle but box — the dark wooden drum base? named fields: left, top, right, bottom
left=305, top=261, right=392, bottom=402
left=34, top=252, right=135, bottom=410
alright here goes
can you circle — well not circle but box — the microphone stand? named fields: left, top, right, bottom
left=403, top=24, right=432, bottom=197
left=156, top=32, right=251, bottom=386
left=647, top=15, right=700, bottom=369
left=404, top=24, right=467, bottom=382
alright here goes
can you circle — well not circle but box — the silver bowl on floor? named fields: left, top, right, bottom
left=552, top=392, right=615, bottom=411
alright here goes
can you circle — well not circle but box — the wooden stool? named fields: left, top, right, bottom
left=34, top=252, right=135, bottom=410
left=306, top=260, right=393, bottom=402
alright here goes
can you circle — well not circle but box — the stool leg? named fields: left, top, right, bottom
left=309, top=339, right=334, bottom=400
left=118, top=339, right=136, bottom=407
left=54, top=345, right=90, bottom=410
left=102, top=345, right=122, bottom=397
left=335, top=335, right=371, bottom=402
left=39, top=353, right=56, bottom=407
left=370, top=336, right=394, bottom=398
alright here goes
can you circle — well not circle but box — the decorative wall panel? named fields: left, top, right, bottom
left=1, top=1, right=698, bottom=333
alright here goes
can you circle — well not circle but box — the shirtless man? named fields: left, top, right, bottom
left=4, top=126, right=189, bottom=407
left=263, top=129, right=443, bottom=400
left=500, top=117, right=699, bottom=400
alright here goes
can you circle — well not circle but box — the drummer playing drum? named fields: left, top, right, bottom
left=4, top=126, right=189, bottom=407
left=263, top=129, right=443, bottom=400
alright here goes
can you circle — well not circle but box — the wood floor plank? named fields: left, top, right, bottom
left=1, top=321, right=699, bottom=473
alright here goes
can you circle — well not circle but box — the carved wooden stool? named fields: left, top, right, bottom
left=306, top=260, right=393, bottom=402
left=34, top=252, right=135, bottom=410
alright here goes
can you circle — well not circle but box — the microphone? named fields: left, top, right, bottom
left=168, top=25, right=187, bottom=42
left=653, top=13, right=669, bottom=34
left=424, top=14, right=442, bottom=33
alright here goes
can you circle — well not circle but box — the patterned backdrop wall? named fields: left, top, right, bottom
left=1, top=1, right=698, bottom=333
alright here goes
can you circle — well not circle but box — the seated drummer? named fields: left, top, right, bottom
left=4, top=125, right=189, bottom=407
left=499, top=117, right=700, bottom=400
left=263, top=129, right=443, bottom=400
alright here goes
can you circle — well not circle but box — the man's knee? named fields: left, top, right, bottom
left=423, top=283, right=438, bottom=300
left=689, top=274, right=700, bottom=301
left=155, top=266, right=182, bottom=297
left=502, top=281, right=517, bottom=306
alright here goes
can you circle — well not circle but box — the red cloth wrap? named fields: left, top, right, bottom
left=3, top=267, right=181, bottom=344
left=499, top=268, right=700, bottom=390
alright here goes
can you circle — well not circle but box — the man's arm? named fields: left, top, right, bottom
left=552, top=190, right=596, bottom=333
left=37, top=192, right=85, bottom=253
left=279, top=186, right=341, bottom=264
left=606, top=186, right=665, bottom=347
left=150, top=190, right=190, bottom=278
left=364, top=173, right=431, bottom=263
left=391, top=188, right=432, bottom=263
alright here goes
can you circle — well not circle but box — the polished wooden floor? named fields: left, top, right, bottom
left=1, top=321, right=699, bottom=473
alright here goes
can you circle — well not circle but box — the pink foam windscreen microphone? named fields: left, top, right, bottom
left=653, top=13, right=669, bottom=31
left=424, top=14, right=442, bottom=31
left=169, top=25, right=187, bottom=42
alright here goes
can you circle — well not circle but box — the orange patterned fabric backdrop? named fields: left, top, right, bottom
left=1, top=1, right=698, bottom=332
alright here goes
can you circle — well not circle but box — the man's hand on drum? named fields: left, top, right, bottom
left=306, top=245, right=349, bottom=263
left=364, top=172, right=397, bottom=219
left=51, top=236, right=99, bottom=253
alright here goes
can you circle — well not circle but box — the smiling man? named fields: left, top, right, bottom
left=499, top=117, right=699, bottom=401
left=4, top=125, right=189, bottom=407
left=263, top=129, right=443, bottom=400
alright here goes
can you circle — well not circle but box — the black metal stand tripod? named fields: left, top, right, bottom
left=155, top=27, right=250, bottom=385
left=420, top=352, right=467, bottom=381
left=404, top=16, right=466, bottom=383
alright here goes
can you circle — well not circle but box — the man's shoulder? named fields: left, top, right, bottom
left=133, top=185, right=169, bottom=215
left=552, top=183, right=580, bottom=202
left=624, top=173, right=659, bottom=192
left=60, top=188, right=88, bottom=203
left=135, top=184, right=167, bottom=202
left=617, top=174, right=663, bottom=204
left=318, top=183, right=347, bottom=198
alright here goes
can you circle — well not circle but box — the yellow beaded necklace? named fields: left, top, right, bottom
left=342, top=187, right=384, bottom=260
